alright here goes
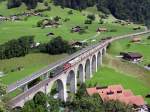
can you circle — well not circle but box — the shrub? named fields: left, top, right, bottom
left=99, top=19, right=104, bottom=24
left=87, top=14, right=95, bottom=21
left=53, top=16, right=61, bottom=22
left=7, top=0, right=22, bottom=9
left=37, top=20, right=43, bottom=27
left=147, top=36, right=150, bottom=40
left=47, top=6, right=51, bottom=11
left=84, top=19, right=92, bottom=24
left=0, top=36, right=34, bottom=59
left=109, top=29, right=117, bottom=32
left=44, top=1, right=48, bottom=6
left=68, top=10, right=73, bottom=15
left=64, top=18, right=70, bottom=22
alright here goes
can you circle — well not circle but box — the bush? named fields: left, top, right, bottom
left=44, top=1, right=48, bottom=6
left=64, top=18, right=70, bottom=22
left=0, top=36, right=34, bottom=59
left=87, top=14, right=95, bottom=21
left=147, top=36, right=150, bottom=40
left=46, top=36, right=70, bottom=54
left=99, top=19, right=104, bottom=24
left=37, top=20, right=43, bottom=27
left=7, top=0, right=22, bottom=9
left=47, top=6, right=51, bottom=11
left=68, top=10, right=73, bottom=15
left=97, top=6, right=110, bottom=14
left=84, top=19, right=92, bottom=24
left=84, top=26, right=88, bottom=29
left=53, top=16, right=61, bottom=21
left=109, top=29, right=117, bottom=32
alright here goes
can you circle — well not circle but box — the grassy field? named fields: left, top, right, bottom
left=0, top=1, right=145, bottom=85
left=0, top=2, right=144, bottom=45
left=86, top=66, right=150, bottom=104
left=0, top=53, right=67, bottom=85
left=108, top=33, right=150, bottom=65
left=87, top=34, right=150, bottom=104
left=0, top=1, right=47, bottom=16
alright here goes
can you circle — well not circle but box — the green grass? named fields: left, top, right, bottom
left=0, top=2, right=27, bottom=16
left=0, top=1, right=146, bottom=88
left=0, top=2, right=144, bottom=45
left=88, top=33, right=150, bottom=104
left=108, top=33, right=150, bottom=65
left=0, top=53, right=67, bottom=85
left=86, top=66, right=150, bottom=104
left=2, top=89, right=23, bottom=102
left=0, top=1, right=47, bottom=16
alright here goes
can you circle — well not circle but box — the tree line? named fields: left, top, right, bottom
left=5, top=0, right=150, bottom=27
left=0, top=36, right=74, bottom=60
left=7, top=0, right=44, bottom=9
left=53, top=0, right=150, bottom=27
left=10, top=84, right=134, bottom=112
left=39, top=36, right=76, bottom=55
left=0, top=36, right=34, bottom=59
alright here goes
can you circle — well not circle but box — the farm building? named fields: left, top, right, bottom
left=43, top=19, right=60, bottom=28
left=46, top=32, right=54, bottom=36
left=121, top=52, right=143, bottom=62
left=71, top=26, right=82, bottom=32
left=86, top=85, right=145, bottom=107
left=11, top=16, right=21, bottom=21
left=96, top=27, right=108, bottom=32
left=69, top=41, right=83, bottom=48
left=144, top=64, right=150, bottom=70
left=131, top=37, right=141, bottom=43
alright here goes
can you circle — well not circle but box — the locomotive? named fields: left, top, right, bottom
left=49, top=57, right=80, bottom=78
left=49, top=37, right=111, bottom=78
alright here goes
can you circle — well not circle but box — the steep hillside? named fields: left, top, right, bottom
left=53, top=0, right=150, bottom=27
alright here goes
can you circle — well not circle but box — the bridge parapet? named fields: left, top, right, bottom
left=7, top=30, right=150, bottom=108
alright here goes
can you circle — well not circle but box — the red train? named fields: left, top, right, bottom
left=63, top=63, right=72, bottom=71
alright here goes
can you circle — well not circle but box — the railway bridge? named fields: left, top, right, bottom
left=7, top=30, right=150, bottom=108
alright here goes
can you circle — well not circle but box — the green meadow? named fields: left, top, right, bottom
left=86, top=34, right=150, bottom=104
left=108, top=33, right=150, bottom=65
left=0, top=1, right=145, bottom=86
left=86, top=66, right=150, bottom=104
left=0, top=2, right=144, bottom=45
left=0, top=53, right=67, bottom=85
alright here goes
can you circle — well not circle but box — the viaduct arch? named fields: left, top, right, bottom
left=8, top=31, right=150, bottom=108
left=8, top=39, right=110, bottom=108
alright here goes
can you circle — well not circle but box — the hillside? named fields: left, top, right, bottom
left=0, top=0, right=145, bottom=85
left=53, top=0, right=150, bottom=28
left=0, top=0, right=150, bottom=110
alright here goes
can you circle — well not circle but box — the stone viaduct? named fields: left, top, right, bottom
left=7, top=30, right=150, bottom=108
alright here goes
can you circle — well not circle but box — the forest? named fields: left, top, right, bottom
left=53, top=0, right=150, bottom=27
left=4, top=0, right=150, bottom=27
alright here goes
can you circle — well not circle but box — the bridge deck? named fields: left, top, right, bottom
left=8, top=30, right=150, bottom=108
left=7, top=30, right=150, bottom=93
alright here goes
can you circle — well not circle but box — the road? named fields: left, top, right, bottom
left=7, top=30, right=150, bottom=93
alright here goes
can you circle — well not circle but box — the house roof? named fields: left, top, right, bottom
left=125, top=52, right=143, bottom=58
left=86, top=84, right=145, bottom=106
left=86, top=87, right=97, bottom=95
left=131, top=37, right=141, bottom=42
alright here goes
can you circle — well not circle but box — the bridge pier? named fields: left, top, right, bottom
left=22, top=84, right=28, bottom=92
left=95, top=55, right=98, bottom=72
left=82, top=64, right=86, bottom=83
left=100, top=50, right=103, bottom=65
left=42, top=72, right=49, bottom=80
left=103, top=46, right=107, bottom=56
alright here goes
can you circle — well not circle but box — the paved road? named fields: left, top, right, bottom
left=7, top=30, right=150, bottom=93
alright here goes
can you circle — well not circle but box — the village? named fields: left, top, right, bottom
left=0, top=0, right=150, bottom=112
